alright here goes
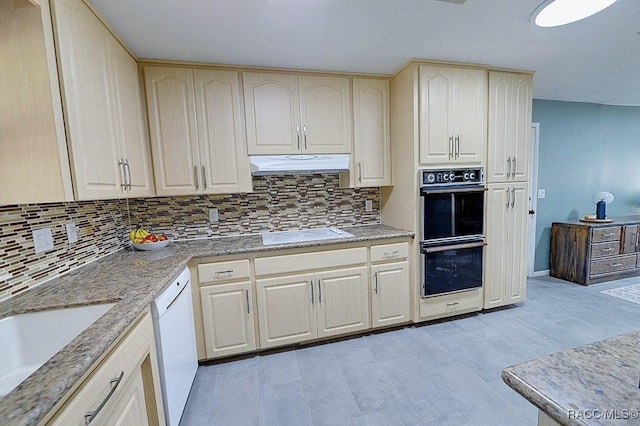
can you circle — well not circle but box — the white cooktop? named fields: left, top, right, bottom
left=261, top=228, right=354, bottom=246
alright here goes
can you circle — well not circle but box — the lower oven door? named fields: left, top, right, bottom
left=421, top=240, right=485, bottom=297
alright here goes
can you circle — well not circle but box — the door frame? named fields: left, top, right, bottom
left=527, top=122, right=540, bottom=277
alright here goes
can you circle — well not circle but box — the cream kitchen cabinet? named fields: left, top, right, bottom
left=1, top=0, right=73, bottom=205
left=487, top=71, right=533, bottom=183
left=370, top=242, right=410, bottom=327
left=198, top=260, right=257, bottom=359
left=418, top=65, right=486, bottom=165
left=484, top=182, right=528, bottom=308
left=47, top=310, right=164, bottom=426
left=243, top=72, right=352, bottom=155
left=351, top=78, right=391, bottom=187
left=51, top=0, right=154, bottom=200
left=144, top=66, right=252, bottom=196
left=254, top=247, right=368, bottom=349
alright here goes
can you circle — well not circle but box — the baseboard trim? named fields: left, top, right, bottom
left=530, top=269, right=550, bottom=277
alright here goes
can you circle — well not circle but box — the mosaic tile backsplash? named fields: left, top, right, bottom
left=0, top=174, right=380, bottom=300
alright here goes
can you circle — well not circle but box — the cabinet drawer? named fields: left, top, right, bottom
left=254, top=247, right=367, bottom=276
left=50, top=313, right=153, bottom=425
left=370, top=242, right=409, bottom=262
left=198, top=260, right=250, bottom=283
left=590, top=241, right=620, bottom=259
left=591, top=227, right=621, bottom=243
left=419, top=288, right=482, bottom=320
left=590, top=255, right=637, bottom=276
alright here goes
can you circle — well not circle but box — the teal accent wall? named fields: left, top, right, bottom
left=532, top=99, right=640, bottom=272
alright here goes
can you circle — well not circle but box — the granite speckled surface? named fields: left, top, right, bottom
left=0, top=224, right=412, bottom=426
left=502, top=332, right=640, bottom=425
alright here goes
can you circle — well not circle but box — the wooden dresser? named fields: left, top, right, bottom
left=550, top=216, right=640, bottom=285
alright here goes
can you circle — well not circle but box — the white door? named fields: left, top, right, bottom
left=527, top=123, right=540, bottom=276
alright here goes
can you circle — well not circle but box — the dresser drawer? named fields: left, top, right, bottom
left=419, top=288, right=482, bottom=320
left=370, top=242, right=409, bottom=262
left=590, top=241, right=620, bottom=259
left=591, top=227, right=621, bottom=243
left=198, top=260, right=251, bottom=284
left=590, top=255, right=636, bottom=276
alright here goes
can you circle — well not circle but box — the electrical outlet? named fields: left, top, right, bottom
left=365, top=200, right=373, bottom=212
left=33, top=228, right=54, bottom=253
left=209, top=208, right=219, bottom=223
left=538, top=189, right=546, bottom=199
left=66, top=223, right=78, bottom=244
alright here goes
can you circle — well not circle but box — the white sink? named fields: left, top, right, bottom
left=0, top=303, right=114, bottom=397
left=261, top=227, right=354, bottom=245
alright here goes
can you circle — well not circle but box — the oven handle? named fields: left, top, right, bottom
left=420, top=186, right=487, bottom=195
left=422, top=241, right=486, bottom=253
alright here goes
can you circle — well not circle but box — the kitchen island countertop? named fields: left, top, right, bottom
left=0, top=224, right=413, bottom=425
left=502, top=331, right=640, bottom=425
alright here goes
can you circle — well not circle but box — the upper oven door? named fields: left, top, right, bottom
left=420, top=186, right=485, bottom=242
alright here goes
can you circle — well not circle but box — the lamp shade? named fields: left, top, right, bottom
left=592, top=191, right=614, bottom=204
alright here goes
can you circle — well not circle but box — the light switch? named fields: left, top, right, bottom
left=33, top=228, right=54, bottom=253
left=209, top=208, right=219, bottom=223
left=537, top=189, right=546, bottom=199
left=66, top=223, right=78, bottom=244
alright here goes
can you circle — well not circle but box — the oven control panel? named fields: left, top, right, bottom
left=420, top=168, right=484, bottom=186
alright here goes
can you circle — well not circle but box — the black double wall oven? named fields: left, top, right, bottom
left=419, top=168, right=486, bottom=297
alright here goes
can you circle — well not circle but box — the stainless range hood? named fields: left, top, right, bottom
left=249, top=154, right=350, bottom=175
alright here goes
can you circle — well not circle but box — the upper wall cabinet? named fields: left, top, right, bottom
left=243, top=72, right=352, bottom=155
left=144, top=66, right=252, bottom=196
left=1, top=0, right=73, bottom=205
left=51, top=0, right=154, bottom=200
left=487, top=71, right=533, bottom=183
left=352, top=78, right=391, bottom=187
left=418, top=65, right=487, bottom=166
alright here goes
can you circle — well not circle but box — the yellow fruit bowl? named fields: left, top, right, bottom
left=131, top=240, right=171, bottom=251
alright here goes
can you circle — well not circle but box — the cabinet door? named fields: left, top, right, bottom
left=352, top=78, right=391, bottom=187
left=52, top=0, right=122, bottom=200
left=622, top=225, right=640, bottom=254
left=506, top=183, right=528, bottom=304
left=256, top=273, right=316, bottom=348
left=487, top=72, right=532, bottom=183
left=200, top=282, right=256, bottom=358
left=144, top=66, right=199, bottom=195
left=194, top=69, right=252, bottom=194
left=484, top=185, right=510, bottom=308
left=371, top=262, right=410, bottom=328
left=109, top=39, right=154, bottom=197
left=299, top=75, right=352, bottom=154
left=100, top=368, right=149, bottom=426
left=452, top=68, right=486, bottom=164
left=419, top=65, right=453, bottom=165
left=243, top=72, right=300, bottom=154
left=315, top=266, right=369, bottom=338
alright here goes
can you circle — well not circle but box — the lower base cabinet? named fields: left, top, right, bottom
left=200, top=281, right=256, bottom=359
left=48, top=310, right=164, bottom=426
left=371, top=261, right=410, bottom=327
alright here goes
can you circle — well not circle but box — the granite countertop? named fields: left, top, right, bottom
left=0, top=224, right=413, bottom=425
left=502, top=331, right=640, bottom=425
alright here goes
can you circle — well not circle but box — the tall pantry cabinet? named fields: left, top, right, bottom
left=484, top=71, right=533, bottom=309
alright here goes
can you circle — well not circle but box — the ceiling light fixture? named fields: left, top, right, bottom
left=533, top=0, right=618, bottom=27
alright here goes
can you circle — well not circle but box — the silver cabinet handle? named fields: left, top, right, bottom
left=511, top=188, right=516, bottom=208
left=214, top=270, right=234, bottom=277
left=506, top=187, right=511, bottom=208
left=245, top=289, right=250, bottom=314
left=383, top=250, right=399, bottom=258
left=202, top=165, right=207, bottom=190
left=357, top=162, right=362, bottom=183
left=84, top=371, right=124, bottom=424
left=601, top=232, right=615, bottom=236
left=194, top=165, right=199, bottom=190
left=374, top=272, right=378, bottom=294
left=317, top=279, right=321, bottom=303
left=310, top=280, right=314, bottom=304
left=600, top=247, right=615, bottom=252
left=512, top=156, right=517, bottom=177
left=455, top=135, right=460, bottom=159
left=118, top=159, right=126, bottom=190
left=507, top=157, right=512, bottom=178
left=448, top=136, right=454, bottom=159
left=124, top=159, right=132, bottom=190
left=446, top=302, right=459, bottom=307
left=610, top=263, right=623, bottom=267
left=303, top=125, right=307, bottom=150
left=296, top=125, right=301, bottom=150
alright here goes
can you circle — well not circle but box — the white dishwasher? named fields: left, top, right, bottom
left=151, top=267, right=198, bottom=426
